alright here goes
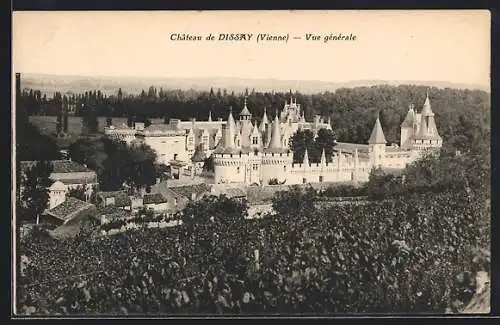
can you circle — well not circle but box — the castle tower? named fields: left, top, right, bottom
left=239, top=96, right=252, bottom=121
left=260, top=107, right=269, bottom=131
left=268, top=112, right=282, bottom=150
left=320, top=148, right=326, bottom=166
left=224, top=107, right=236, bottom=149
left=213, top=107, right=244, bottom=184
left=400, top=104, right=416, bottom=150
left=239, top=98, right=253, bottom=147
left=186, top=118, right=196, bottom=152
left=415, top=91, right=442, bottom=149
left=261, top=111, right=292, bottom=185
left=368, top=114, right=387, bottom=168
left=208, top=110, right=212, bottom=122
left=250, top=122, right=262, bottom=150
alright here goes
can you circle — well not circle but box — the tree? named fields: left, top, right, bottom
left=81, top=101, right=99, bottom=134
left=70, top=137, right=158, bottom=192
left=67, top=185, right=86, bottom=201
left=315, top=128, right=337, bottom=162
left=290, top=129, right=323, bottom=163
left=20, top=160, right=53, bottom=224
left=55, top=92, right=63, bottom=135
left=63, top=107, right=69, bottom=133
left=202, top=155, right=215, bottom=172
left=17, top=122, right=60, bottom=161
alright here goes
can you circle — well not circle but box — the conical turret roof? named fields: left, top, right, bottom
left=420, top=91, right=434, bottom=117
left=368, top=115, right=387, bottom=144
left=320, top=148, right=326, bottom=165
left=303, top=148, right=309, bottom=165
left=401, top=105, right=415, bottom=128
left=264, top=112, right=288, bottom=153
left=261, top=107, right=269, bottom=125
left=239, top=97, right=252, bottom=117
left=213, top=107, right=238, bottom=154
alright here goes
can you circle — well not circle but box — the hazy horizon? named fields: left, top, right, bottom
left=17, top=71, right=490, bottom=87
left=13, top=11, right=490, bottom=90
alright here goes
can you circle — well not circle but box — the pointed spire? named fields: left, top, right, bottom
left=401, top=104, right=415, bottom=127
left=421, top=90, right=434, bottom=116
left=225, top=106, right=236, bottom=148
left=208, top=111, right=212, bottom=122
left=268, top=111, right=282, bottom=150
left=261, top=106, right=269, bottom=125
left=320, top=148, right=326, bottom=165
left=368, top=114, right=387, bottom=144
left=252, top=121, right=259, bottom=134
left=302, top=148, right=309, bottom=165
left=239, top=95, right=252, bottom=118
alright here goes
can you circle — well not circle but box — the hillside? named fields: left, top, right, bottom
left=18, top=73, right=490, bottom=96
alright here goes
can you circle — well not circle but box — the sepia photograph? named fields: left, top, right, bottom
left=12, top=10, right=491, bottom=316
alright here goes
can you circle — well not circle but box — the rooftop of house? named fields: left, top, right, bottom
left=97, top=206, right=131, bottom=220
left=211, top=186, right=247, bottom=199
left=169, top=183, right=212, bottom=200
left=96, top=191, right=132, bottom=207
left=143, top=193, right=168, bottom=205
left=20, top=160, right=96, bottom=175
left=45, top=197, right=96, bottom=222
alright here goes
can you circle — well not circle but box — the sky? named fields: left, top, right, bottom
left=12, top=10, right=490, bottom=87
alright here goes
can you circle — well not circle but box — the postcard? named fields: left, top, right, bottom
left=12, top=10, right=491, bottom=317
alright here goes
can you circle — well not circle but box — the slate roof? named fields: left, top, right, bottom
left=401, top=109, right=415, bottom=128
left=368, top=117, right=387, bottom=144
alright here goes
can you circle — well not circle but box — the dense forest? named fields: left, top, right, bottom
left=18, top=84, right=490, bottom=150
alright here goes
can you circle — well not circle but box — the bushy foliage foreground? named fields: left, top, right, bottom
left=17, top=188, right=489, bottom=315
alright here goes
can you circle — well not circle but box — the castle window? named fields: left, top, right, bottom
left=283, top=166, right=287, bottom=172
left=252, top=164, right=258, bottom=171
left=237, top=167, right=240, bottom=173
left=319, top=176, right=324, bottom=182
left=303, top=178, right=307, bottom=184
left=252, top=137, right=258, bottom=145
left=237, top=139, right=241, bottom=147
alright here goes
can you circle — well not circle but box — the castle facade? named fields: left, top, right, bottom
left=104, top=96, right=331, bottom=166
left=104, top=93, right=442, bottom=186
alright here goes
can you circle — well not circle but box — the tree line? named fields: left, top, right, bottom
left=19, top=85, right=490, bottom=148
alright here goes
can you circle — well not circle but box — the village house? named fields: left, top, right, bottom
left=95, top=191, right=133, bottom=210
left=43, top=196, right=97, bottom=227
left=20, top=159, right=99, bottom=209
